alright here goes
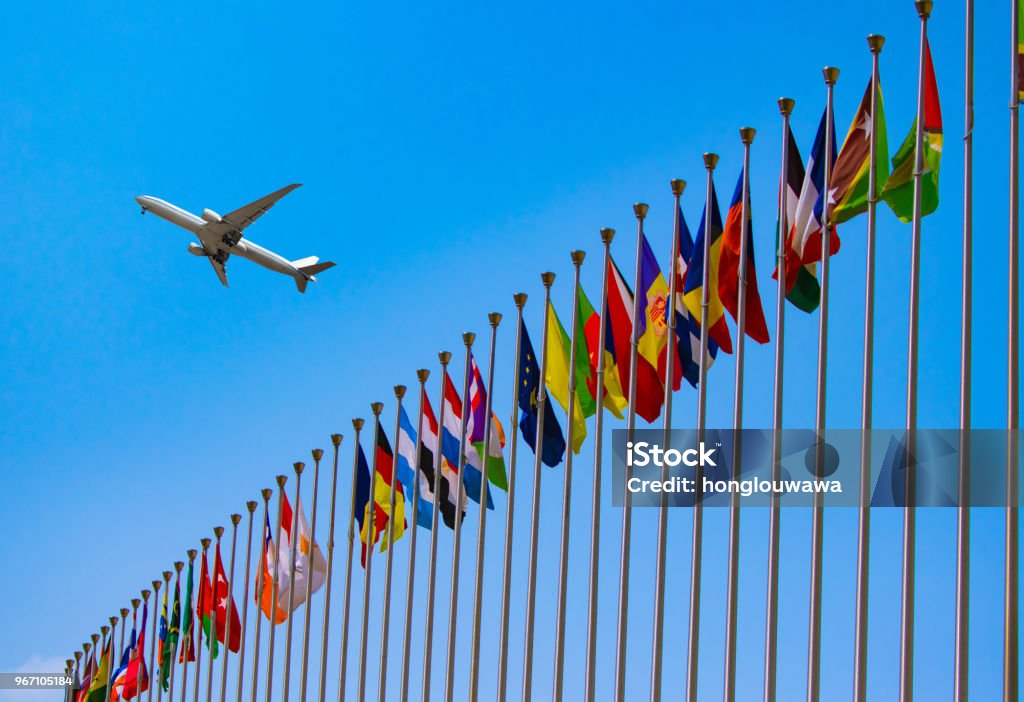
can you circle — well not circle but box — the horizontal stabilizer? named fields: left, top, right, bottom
left=298, top=261, right=335, bottom=277
left=293, top=260, right=335, bottom=293
left=291, top=255, right=319, bottom=269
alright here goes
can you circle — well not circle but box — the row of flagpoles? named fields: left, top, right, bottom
left=63, top=1, right=1020, bottom=700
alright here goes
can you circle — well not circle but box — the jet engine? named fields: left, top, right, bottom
left=201, top=208, right=223, bottom=224
left=187, top=243, right=207, bottom=257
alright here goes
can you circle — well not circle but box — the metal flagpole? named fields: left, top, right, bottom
left=585, top=229, right=613, bottom=702
left=651, top=181, right=685, bottom=702
left=195, top=539, right=210, bottom=702
left=443, top=333, right=475, bottom=702
left=553, top=253, right=585, bottom=701
left=357, top=404, right=384, bottom=702
left=378, top=386, right=408, bottom=702
left=102, top=625, right=113, bottom=695
left=220, top=515, right=241, bottom=702
left=265, top=475, right=289, bottom=702
left=497, top=294, right=526, bottom=702
left=234, top=502, right=258, bottom=702
left=206, top=529, right=223, bottom=702
left=86, top=638, right=96, bottom=702
left=250, top=491, right=273, bottom=702
left=140, top=591, right=151, bottom=700
left=853, top=34, right=885, bottom=702
left=764, top=97, right=793, bottom=702
left=614, top=203, right=650, bottom=702
left=724, top=127, right=755, bottom=702
left=169, top=561, right=185, bottom=702
left=148, top=579, right=163, bottom=702
left=282, top=462, right=306, bottom=702
left=521, top=272, right=555, bottom=701
left=955, top=4, right=974, bottom=700
left=421, top=352, right=451, bottom=702
left=469, top=313, right=502, bottom=699
left=299, top=449, right=325, bottom=702
left=686, top=155, right=717, bottom=702
left=807, top=66, right=838, bottom=702
left=109, top=615, right=120, bottom=701
left=337, top=421, right=365, bottom=702
left=118, top=606, right=130, bottom=702
left=1007, top=0, right=1021, bottom=697
left=181, top=551, right=197, bottom=702
left=318, top=434, right=344, bottom=702
left=400, top=370, right=429, bottom=702
left=73, top=650, right=83, bottom=702
left=900, top=5, right=931, bottom=699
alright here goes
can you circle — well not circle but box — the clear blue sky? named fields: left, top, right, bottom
left=0, top=1, right=1018, bottom=700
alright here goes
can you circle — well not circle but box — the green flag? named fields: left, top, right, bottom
left=544, top=301, right=590, bottom=453
left=830, top=76, right=889, bottom=224
left=179, top=560, right=196, bottom=663
left=85, top=641, right=110, bottom=702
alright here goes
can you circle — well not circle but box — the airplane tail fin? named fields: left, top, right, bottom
left=292, top=258, right=336, bottom=293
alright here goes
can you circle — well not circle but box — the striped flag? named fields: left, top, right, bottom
left=257, top=511, right=288, bottom=622
left=578, top=283, right=628, bottom=417
left=830, top=75, right=889, bottom=225
left=674, top=205, right=718, bottom=387
left=545, top=301, right=589, bottom=452
left=397, top=400, right=464, bottom=529
left=353, top=443, right=387, bottom=568
left=682, top=181, right=735, bottom=353
left=121, top=603, right=149, bottom=699
left=465, top=353, right=507, bottom=506
left=719, top=165, right=770, bottom=344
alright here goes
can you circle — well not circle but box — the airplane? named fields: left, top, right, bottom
left=135, top=184, right=335, bottom=293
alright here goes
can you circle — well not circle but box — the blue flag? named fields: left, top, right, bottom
left=517, top=318, right=566, bottom=467
left=674, top=204, right=718, bottom=387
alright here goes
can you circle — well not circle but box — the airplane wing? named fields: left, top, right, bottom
left=207, top=251, right=229, bottom=287
left=222, top=183, right=301, bottom=232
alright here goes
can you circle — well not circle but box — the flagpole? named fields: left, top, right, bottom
left=686, top=155, right=717, bottom=702
left=400, top=370, right=429, bottom=702
left=110, top=615, right=122, bottom=702
left=103, top=624, right=113, bottom=697
left=807, top=66, right=838, bottom=702
left=337, top=421, right=365, bottom=702
left=521, top=272, right=555, bottom=702
left=139, top=590, right=151, bottom=700
left=613, top=203, right=650, bottom=702
left=852, top=34, right=885, bottom=702
left=299, top=449, right=325, bottom=702
left=497, top=294, right=526, bottom=702
left=651, top=181, right=684, bottom=702
left=235, top=502, right=258, bottom=702
left=899, top=6, right=931, bottom=699
left=78, top=646, right=88, bottom=702
left=1007, top=0, right=1021, bottom=696
left=357, top=404, right=384, bottom=702
left=955, top=5, right=974, bottom=701
left=584, top=230, right=613, bottom=702
left=147, top=579, right=162, bottom=702
left=553, top=253, right=585, bottom=701
left=318, top=433, right=344, bottom=702
left=443, top=333, right=476, bottom=702
left=86, top=638, right=96, bottom=702
left=378, top=386, right=407, bottom=702
left=470, top=313, right=502, bottom=699
left=250, top=491, right=273, bottom=702
left=422, top=352, right=451, bottom=702
left=118, top=606, right=130, bottom=702
left=220, top=515, right=241, bottom=702
left=170, top=560, right=185, bottom=702
left=282, top=462, right=306, bottom=702
left=195, top=539, right=210, bottom=702
left=265, top=475, right=289, bottom=702
left=206, top=531, right=224, bottom=702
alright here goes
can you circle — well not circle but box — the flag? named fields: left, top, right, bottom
left=603, top=256, right=642, bottom=409
left=771, top=127, right=817, bottom=311
left=674, top=205, right=718, bottom=387
left=179, top=560, right=196, bottom=663
left=396, top=405, right=432, bottom=529
left=439, top=371, right=476, bottom=511
left=212, top=544, right=242, bottom=652
left=682, top=182, right=735, bottom=354
left=110, top=616, right=136, bottom=701
left=719, top=167, right=770, bottom=344
left=578, top=283, right=628, bottom=418
left=354, top=443, right=387, bottom=568
left=881, top=37, right=942, bottom=222
left=830, top=75, right=889, bottom=224
left=372, top=421, right=407, bottom=550
left=121, top=602, right=149, bottom=699
left=465, top=353, right=508, bottom=506
left=277, top=495, right=328, bottom=613
left=85, top=640, right=111, bottom=702
left=544, top=301, right=589, bottom=453
left=778, top=109, right=839, bottom=312
left=257, top=511, right=288, bottom=622
left=77, top=650, right=97, bottom=702
left=159, top=580, right=179, bottom=690
left=517, top=317, right=566, bottom=467
left=423, top=395, right=464, bottom=528
left=198, top=548, right=219, bottom=658
left=633, top=232, right=679, bottom=422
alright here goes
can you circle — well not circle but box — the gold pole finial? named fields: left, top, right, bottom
left=75, top=651, right=83, bottom=662
left=174, top=560, right=185, bottom=572
left=670, top=179, right=686, bottom=196
left=704, top=152, right=719, bottom=170
left=417, top=368, right=431, bottom=382
left=352, top=417, right=365, bottom=430
left=142, top=589, right=151, bottom=601
left=740, top=127, right=756, bottom=144
left=513, top=292, right=528, bottom=307
left=213, top=526, right=225, bottom=538
left=867, top=34, right=885, bottom=53
left=152, top=578, right=162, bottom=590
left=371, top=402, right=384, bottom=416
left=246, top=500, right=258, bottom=513
left=488, top=312, right=502, bottom=326
left=110, top=616, right=119, bottom=626
left=600, top=228, right=615, bottom=244
left=131, top=599, right=141, bottom=609
left=294, top=461, right=305, bottom=475
left=331, top=433, right=343, bottom=447
left=394, top=385, right=407, bottom=399
left=463, top=332, right=476, bottom=346
left=778, top=98, right=795, bottom=116
left=163, top=570, right=173, bottom=582
left=261, top=488, right=273, bottom=501
left=312, top=448, right=324, bottom=461
left=541, top=272, right=556, bottom=287
left=121, top=607, right=131, bottom=617
left=823, top=66, right=840, bottom=85
left=101, top=626, right=110, bottom=637
left=276, top=474, right=288, bottom=487
left=633, top=203, right=649, bottom=219
left=439, top=351, right=452, bottom=365
left=200, top=538, right=211, bottom=550
left=571, top=250, right=586, bottom=265
left=186, top=548, right=197, bottom=560
left=231, top=513, right=242, bottom=525
left=915, top=0, right=932, bottom=19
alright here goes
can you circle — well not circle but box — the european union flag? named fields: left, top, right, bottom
left=517, top=318, right=566, bottom=467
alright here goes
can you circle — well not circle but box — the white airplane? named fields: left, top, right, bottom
left=135, top=184, right=334, bottom=292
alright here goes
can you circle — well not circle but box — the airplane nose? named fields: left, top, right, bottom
left=135, top=196, right=146, bottom=206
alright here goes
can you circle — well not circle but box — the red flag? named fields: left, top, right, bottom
left=121, top=603, right=149, bottom=699
left=718, top=168, right=770, bottom=344
left=213, top=544, right=242, bottom=652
